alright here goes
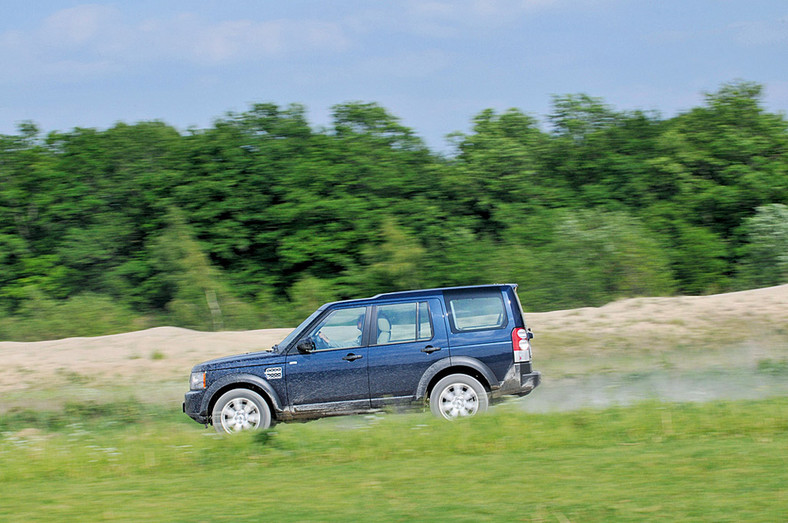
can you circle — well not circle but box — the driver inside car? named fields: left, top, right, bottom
left=316, top=314, right=364, bottom=349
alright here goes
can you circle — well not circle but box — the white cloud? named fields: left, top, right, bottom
left=0, top=5, right=352, bottom=84
left=141, top=14, right=351, bottom=65
left=39, top=4, right=121, bottom=47
left=398, top=0, right=573, bottom=38
left=411, top=0, right=560, bottom=19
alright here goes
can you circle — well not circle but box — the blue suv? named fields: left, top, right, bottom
left=184, top=284, right=540, bottom=433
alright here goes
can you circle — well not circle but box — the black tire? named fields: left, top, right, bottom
left=211, top=388, right=272, bottom=434
left=429, top=374, right=489, bottom=420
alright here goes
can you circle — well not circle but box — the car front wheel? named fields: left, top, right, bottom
left=211, top=388, right=272, bottom=434
left=430, top=374, right=489, bottom=420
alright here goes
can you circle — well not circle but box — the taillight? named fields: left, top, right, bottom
left=512, top=328, right=532, bottom=362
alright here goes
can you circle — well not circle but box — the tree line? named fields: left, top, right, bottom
left=1, top=80, right=786, bottom=340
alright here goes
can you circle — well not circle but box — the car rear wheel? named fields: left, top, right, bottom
left=211, top=388, right=271, bottom=434
left=430, top=374, right=489, bottom=420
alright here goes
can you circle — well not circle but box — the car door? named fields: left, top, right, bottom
left=285, top=306, right=371, bottom=413
left=367, top=298, right=448, bottom=407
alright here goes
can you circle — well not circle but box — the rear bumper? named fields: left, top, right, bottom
left=494, top=363, right=541, bottom=398
left=512, top=371, right=541, bottom=396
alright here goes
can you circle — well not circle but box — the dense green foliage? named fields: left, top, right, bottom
left=1, top=399, right=786, bottom=521
left=1, top=81, right=787, bottom=339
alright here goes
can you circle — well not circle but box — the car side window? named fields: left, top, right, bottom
left=445, top=292, right=506, bottom=332
left=309, top=307, right=367, bottom=350
left=374, top=302, right=432, bottom=345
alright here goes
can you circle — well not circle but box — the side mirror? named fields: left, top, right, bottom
left=526, top=328, right=534, bottom=340
left=297, top=338, right=316, bottom=353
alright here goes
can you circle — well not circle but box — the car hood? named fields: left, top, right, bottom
left=194, top=350, right=285, bottom=371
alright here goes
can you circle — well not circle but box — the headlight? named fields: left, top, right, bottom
left=190, top=371, right=206, bottom=390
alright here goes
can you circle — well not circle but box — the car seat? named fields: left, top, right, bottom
left=377, top=316, right=391, bottom=344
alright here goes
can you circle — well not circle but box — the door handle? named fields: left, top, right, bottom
left=421, top=345, right=441, bottom=354
left=342, top=353, right=363, bottom=361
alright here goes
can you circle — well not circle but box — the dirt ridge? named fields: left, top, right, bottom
left=1, top=285, right=786, bottom=402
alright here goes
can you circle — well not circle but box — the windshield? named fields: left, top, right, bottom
left=273, top=308, right=324, bottom=352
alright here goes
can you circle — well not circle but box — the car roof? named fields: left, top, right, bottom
left=318, top=284, right=518, bottom=310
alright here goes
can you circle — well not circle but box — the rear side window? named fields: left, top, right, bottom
left=445, top=290, right=506, bottom=332
left=375, top=302, right=433, bottom=345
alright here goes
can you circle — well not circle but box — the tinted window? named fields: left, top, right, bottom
left=375, top=302, right=432, bottom=345
left=445, top=292, right=506, bottom=332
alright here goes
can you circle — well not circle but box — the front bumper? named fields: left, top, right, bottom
left=183, top=390, right=209, bottom=424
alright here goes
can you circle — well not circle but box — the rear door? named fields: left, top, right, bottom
left=367, top=298, right=448, bottom=407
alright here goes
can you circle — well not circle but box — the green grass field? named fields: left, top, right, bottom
left=1, top=398, right=786, bottom=522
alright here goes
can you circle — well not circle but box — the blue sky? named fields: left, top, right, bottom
left=1, top=1, right=786, bottom=151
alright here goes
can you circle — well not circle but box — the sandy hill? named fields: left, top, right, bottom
left=1, top=284, right=786, bottom=411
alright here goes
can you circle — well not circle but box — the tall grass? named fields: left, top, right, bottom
left=1, top=398, right=786, bottom=521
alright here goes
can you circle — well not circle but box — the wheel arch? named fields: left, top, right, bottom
left=203, top=373, right=284, bottom=422
left=416, top=356, right=498, bottom=401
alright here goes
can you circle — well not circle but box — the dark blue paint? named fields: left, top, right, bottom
left=183, top=284, right=541, bottom=426
left=367, top=298, right=448, bottom=405
left=285, top=347, right=370, bottom=408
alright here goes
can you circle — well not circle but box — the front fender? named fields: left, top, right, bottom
left=414, top=356, right=500, bottom=400
left=202, top=373, right=284, bottom=414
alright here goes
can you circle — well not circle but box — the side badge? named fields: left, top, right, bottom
left=264, top=367, right=283, bottom=380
